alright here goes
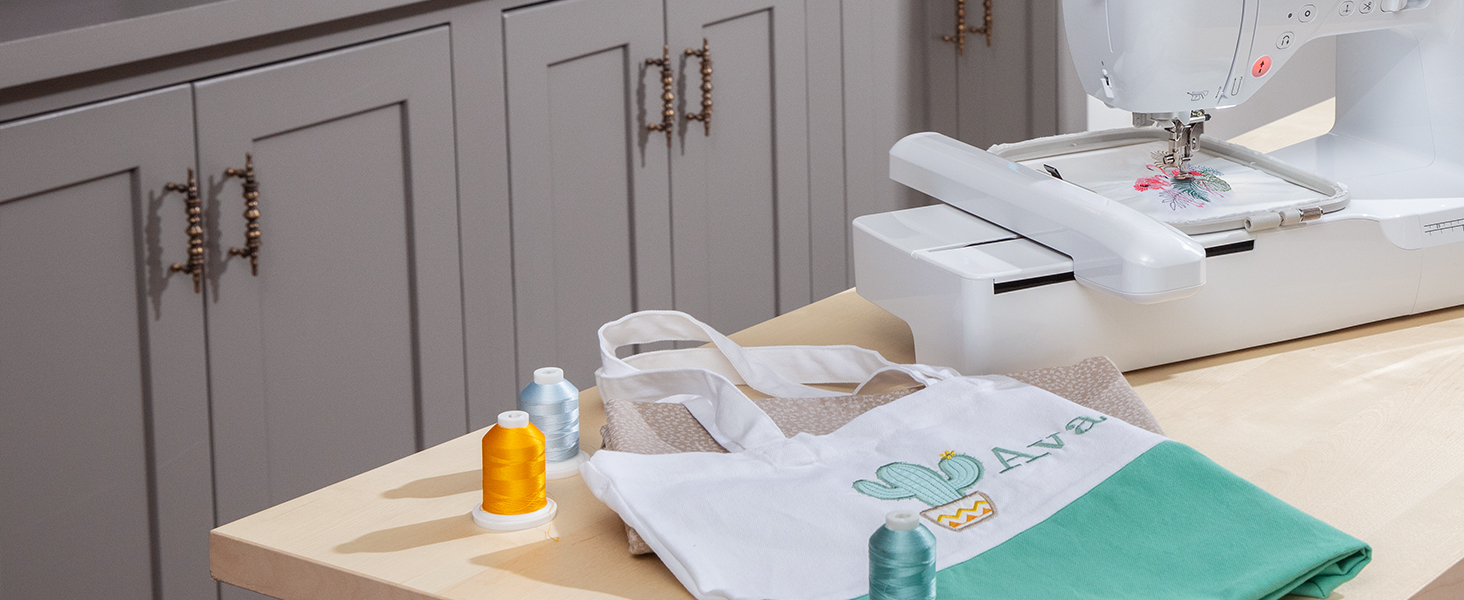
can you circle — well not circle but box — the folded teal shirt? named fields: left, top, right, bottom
left=858, top=441, right=1371, bottom=600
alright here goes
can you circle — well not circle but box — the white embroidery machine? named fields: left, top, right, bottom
left=854, top=0, right=1464, bottom=375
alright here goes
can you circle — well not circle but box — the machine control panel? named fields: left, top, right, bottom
left=1252, top=56, right=1272, bottom=77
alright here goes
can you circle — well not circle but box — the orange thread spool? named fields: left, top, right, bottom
left=482, top=410, right=548, bottom=515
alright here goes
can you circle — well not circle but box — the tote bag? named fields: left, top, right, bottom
left=584, top=311, right=1370, bottom=600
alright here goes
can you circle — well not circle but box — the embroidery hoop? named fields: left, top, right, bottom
left=989, top=128, right=1350, bottom=235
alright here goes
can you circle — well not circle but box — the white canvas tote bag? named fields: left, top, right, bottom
left=583, top=311, right=1370, bottom=600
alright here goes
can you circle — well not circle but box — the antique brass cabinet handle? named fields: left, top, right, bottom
left=646, top=45, right=675, bottom=146
left=684, top=38, right=713, bottom=136
left=164, top=169, right=205, bottom=294
left=224, top=153, right=261, bottom=276
left=942, top=0, right=993, bottom=55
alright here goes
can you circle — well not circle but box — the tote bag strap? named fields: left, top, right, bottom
left=595, top=310, right=958, bottom=451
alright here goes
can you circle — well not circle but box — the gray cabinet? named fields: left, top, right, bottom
left=0, top=88, right=215, bottom=599
left=0, top=1, right=1074, bottom=598
left=667, top=0, right=812, bottom=333
left=0, top=27, right=464, bottom=600
left=503, top=0, right=816, bottom=389
left=196, top=26, right=465, bottom=528
left=926, top=0, right=1063, bottom=149
left=838, top=0, right=1074, bottom=292
left=503, top=0, right=673, bottom=391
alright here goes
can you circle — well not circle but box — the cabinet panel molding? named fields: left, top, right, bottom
left=806, top=0, right=851, bottom=299
left=503, top=0, right=672, bottom=390
left=927, top=0, right=1062, bottom=148
left=194, top=27, right=466, bottom=526
left=667, top=0, right=814, bottom=333
left=841, top=0, right=930, bottom=236
left=0, top=85, right=214, bottom=600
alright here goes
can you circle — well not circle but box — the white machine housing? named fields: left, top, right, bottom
left=855, top=0, right=1464, bottom=375
left=1067, top=0, right=1436, bottom=113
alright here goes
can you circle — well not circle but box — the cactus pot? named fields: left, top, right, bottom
left=921, top=491, right=997, bottom=531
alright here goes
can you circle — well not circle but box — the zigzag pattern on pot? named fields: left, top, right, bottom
left=936, top=500, right=993, bottom=527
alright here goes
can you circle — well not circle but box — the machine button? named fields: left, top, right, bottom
left=1381, top=0, right=1407, bottom=11
left=1277, top=32, right=1294, bottom=48
left=1299, top=4, right=1317, bottom=21
left=1339, top=1, right=1355, bottom=15
left=1252, top=56, right=1273, bottom=77
left=1360, top=0, right=1375, bottom=13
left=1230, top=76, right=1244, bottom=96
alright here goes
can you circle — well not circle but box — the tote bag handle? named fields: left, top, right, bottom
left=595, top=310, right=958, bottom=451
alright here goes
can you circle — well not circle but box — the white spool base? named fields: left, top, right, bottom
left=471, top=499, right=557, bottom=531
left=545, top=450, right=590, bottom=480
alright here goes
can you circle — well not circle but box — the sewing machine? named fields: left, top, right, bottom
left=854, top=0, right=1464, bottom=375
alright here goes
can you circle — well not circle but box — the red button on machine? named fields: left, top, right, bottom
left=1253, top=55, right=1272, bottom=77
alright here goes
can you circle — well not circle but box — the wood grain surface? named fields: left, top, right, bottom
left=212, top=289, right=1464, bottom=599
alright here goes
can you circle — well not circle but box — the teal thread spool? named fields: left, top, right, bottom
left=869, top=510, right=937, bottom=600
left=518, top=367, right=589, bottom=479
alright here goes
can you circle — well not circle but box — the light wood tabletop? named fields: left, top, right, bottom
left=212, top=289, right=1464, bottom=599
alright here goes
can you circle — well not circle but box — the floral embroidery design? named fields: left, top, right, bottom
left=1134, top=162, right=1232, bottom=210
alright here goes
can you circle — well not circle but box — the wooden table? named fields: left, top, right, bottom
left=212, top=289, right=1464, bottom=599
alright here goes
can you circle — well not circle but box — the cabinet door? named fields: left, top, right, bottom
left=927, top=0, right=1061, bottom=148
left=667, top=0, right=812, bottom=333
left=194, top=28, right=465, bottom=531
left=0, top=87, right=215, bottom=600
left=503, top=0, right=672, bottom=389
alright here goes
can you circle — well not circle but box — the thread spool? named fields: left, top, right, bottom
left=472, top=410, right=557, bottom=531
left=518, top=367, right=589, bottom=479
left=869, top=510, right=937, bottom=600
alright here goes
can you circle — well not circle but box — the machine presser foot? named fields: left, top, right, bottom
left=1135, top=110, right=1211, bottom=178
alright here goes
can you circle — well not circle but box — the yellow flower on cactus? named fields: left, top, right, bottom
left=940, top=450, right=957, bottom=460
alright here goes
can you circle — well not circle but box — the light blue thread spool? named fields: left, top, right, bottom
left=869, top=510, right=937, bottom=600
left=518, top=367, right=588, bottom=478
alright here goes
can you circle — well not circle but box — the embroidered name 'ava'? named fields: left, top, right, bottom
left=851, top=415, right=1111, bottom=532
left=853, top=451, right=996, bottom=531
left=992, top=415, right=1108, bottom=473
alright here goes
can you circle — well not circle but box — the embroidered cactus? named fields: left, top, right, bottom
left=853, top=453, right=984, bottom=507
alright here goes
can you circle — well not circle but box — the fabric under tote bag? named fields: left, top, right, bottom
left=583, top=311, right=1371, bottom=600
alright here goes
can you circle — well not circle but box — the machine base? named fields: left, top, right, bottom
left=854, top=203, right=1464, bottom=375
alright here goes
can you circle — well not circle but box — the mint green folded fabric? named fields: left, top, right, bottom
left=859, top=441, right=1370, bottom=600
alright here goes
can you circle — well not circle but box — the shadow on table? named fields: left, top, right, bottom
left=335, top=514, right=482, bottom=553
left=469, top=534, right=685, bottom=599
left=382, top=469, right=481, bottom=499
